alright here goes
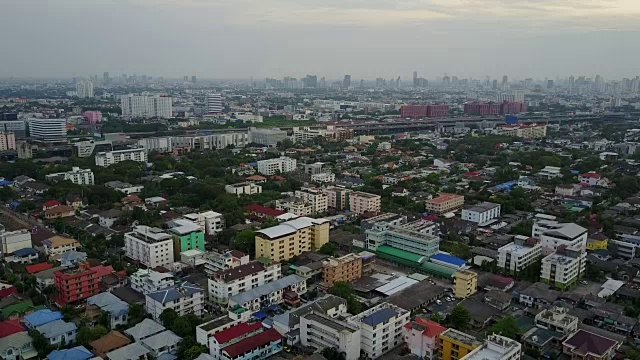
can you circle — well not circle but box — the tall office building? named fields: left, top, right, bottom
left=303, top=75, right=318, bottom=88
left=413, top=71, right=418, bottom=87
left=343, top=75, right=351, bottom=89
left=206, top=93, right=223, bottom=114
left=501, top=75, right=508, bottom=89
left=120, top=94, right=173, bottom=118
left=594, top=75, right=603, bottom=91
left=103, top=72, right=109, bottom=82
left=547, top=80, right=554, bottom=89
left=568, top=75, right=575, bottom=94
left=28, top=119, right=67, bottom=142
left=76, top=80, right=94, bottom=98
left=191, top=75, right=197, bottom=83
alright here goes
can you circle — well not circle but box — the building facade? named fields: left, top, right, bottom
left=224, top=182, right=262, bottom=196
left=460, top=334, right=521, bottom=360
left=350, top=191, right=382, bottom=215
left=124, top=226, right=174, bottom=268
left=53, top=263, right=100, bottom=306
left=425, top=193, right=465, bottom=214
left=255, top=217, right=329, bottom=262
left=45, top=167, right=95, bottom=185
left=0, top=132, right=16, bottom=150
left=145, top=282, right=204, bottom=321
left=322, top=254, right=363, bottom=287
left=95, top=148, right=148, bottom=167
left=438, top=328, right=480, bottom=360
left=257, top=157, right=297, bottom=175
left=461, top=202, right=501, bottom=224
left=347, top=303, right=410, bottom=359
left=497, top=236, right=543, bottom=274
left=138, top=137, right=173, bottom=153
left=121, top=94, right=173, bottom=118
left=208, top=261, right=282, bottom=306
left=453, top=270, right=478, bottom=299
left=28, top=119, right=67, bottom=142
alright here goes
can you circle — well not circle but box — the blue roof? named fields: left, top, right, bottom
left=47, top=346, right=93, bottom=360
left=24, top=309, right=63, bottom=328
left=361, top=308, right=398, bottom=327
left=37, top=319, right=77, bottom=339
left=147, top=281, right=203, bottom=305
left=0, top=180, right=13, bottom=186
left=431, top=253, right=466, bottom=266
left=252, top=311, right=268, bottom=320
left=86, top=292, right=128, bottom=317
left=13, top=247, right=38, bottom=257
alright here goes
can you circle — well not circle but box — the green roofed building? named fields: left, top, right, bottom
left=376, top=245, right=425, bottom=268
left=420, top=261, right=456, bottom=278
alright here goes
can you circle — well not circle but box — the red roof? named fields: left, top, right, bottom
left=222, top=328, right=282, bottom=358
left=580, top=172, right=601, bottom=178
left=43, top=200, right=61, bottom=208
left=0, top=320, right=25, bottom=338
left=244, top=204, right=285, bottom=217
left=91, top=265, right=114, bottom=279
left=213, top=322, right=263, bottom=344
left=245, top=175, right=267, bottom=181
left=26, top=262, right=53, bottom=274
left=413, top=318, right=447, bottom=338
left=492, top=275, right=514, bottom=284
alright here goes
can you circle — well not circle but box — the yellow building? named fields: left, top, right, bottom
left=438, top=328, right=480, bottom=360
left=587, top=233, right=608, bottom=250
left=453, top=270, right=478, bottom=299
left=255, top=217, right=329, bottom=262
left=322, top=253, right=363, bottom=287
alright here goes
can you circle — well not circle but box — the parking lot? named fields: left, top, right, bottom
left=571, top=279, right=602, bottom=296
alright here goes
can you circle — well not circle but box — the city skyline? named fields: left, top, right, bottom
left=2, top=0, right=640, bottom=79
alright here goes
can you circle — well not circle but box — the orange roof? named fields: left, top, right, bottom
left=26, top=262, right=53, bottom=274
left=428, top=193, right=462, bottom=204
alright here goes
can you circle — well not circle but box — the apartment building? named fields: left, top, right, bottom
left=365, top=222, right=439, bottom=258
left=323, top=186, right=352, bottom=210
left=95, top=148, right=148, bottom=167
left=403, top=318, right=447, bottom=360
left=209, top=322, right=283, bottom=360
left=168, top=219, right=205, bottom=256
left=183, top=211, right=225, bottom=235
left=145, top=281, right=204, bottom=321
left=43, top=236, right=81, bottom=258
left=138, top=137, right=172, bottom=153
left=0, top=132, right=16, bottom=150
left=497, top=236, right=543, bottom=274
left=460, top=334, right=521, bottom=360
left=322, top=253, right=363, bottom=287
left=350, top=191, right=382, bottom=215
left=248, top=127, right=289, bottom=147
left=256, top=156, right=297, bottom=175
left=425, top=193, right=465, bottom=214
left=130, top=269, right=176, bottom=295
left=224, top=182, right=262, bottom=196
left=171, top=132, right=248, bottom=150
left=495, top=123, right=548, bottom=139
left=300, top=312, right=361, bottom=360
left=534, top=306, right=579, bottom=335
left=1, top=229, right=32, bottom=255
left=438, top=328, right=481, bottom=360
left=203, top=249, right=249, bottom=275
left=53, top=263, right=100, bottom=306
left=255, top=217, right=329, bottom=262
left=294, top=187, right=328, bottom=213
left=228, top=274, right=307, bottom=311
left=453, top=270, right=478, bottom=299
left=275, top=198, right=314, bottom=216
left=121, top=94, right=173, bottom=118
left=124, top=226, right=174, bottom=268
left=208, top=261, right=282, bottom=306
left=461, top=202, right=501, bottom=224
left=347, top=303, right=410, bottom=359
left=540, top=246, right=585, bottom=290
left=45, top=167, right=95, bottom=185
left=532, top=219, right=588, bottom=254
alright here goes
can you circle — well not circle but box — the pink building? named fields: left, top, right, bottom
left=83, top=111, right=102, bottom=124
left=403, top=318, right=447, bottom=359
left=349, top=191, right=381, bottom=215
left=0, top=132, right=16, bottom=151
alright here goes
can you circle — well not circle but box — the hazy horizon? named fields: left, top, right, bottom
left=3, top=0, right=640, bottom=80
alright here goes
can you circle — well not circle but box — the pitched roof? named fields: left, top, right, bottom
left=222, top=328, right=282, bottom=358
left=106, top=341, right=150, bottom=360
left=125, top=319, right=166, bottom=341
left=36, top=319, right=77, bottom=339
left=0, top=320, right=25, bottom=339
left=47, top=345, right=93, bottom=360
left=563, top=329, right=618, bottom=356
left=24, top=309, right=63, bottom=327
left=404, top=318, right=447, bottom=338
left=213, top=322, right=263, bottom=344
left=43, top=200, right=61, bottom=207
left=146, top=281, right=203, bottom=305
left=26, top=262, right=54, bottom=274
left=140, top=330, right=182, bottom=350
left=229, top=275, right=305, bottom=305
left=431, top=253, right=466, bottom=266
left=244, top=203, right=285, bottom=217
left=89, top=331, right=131, bottom=356
left=0, top=332, right=33, bottom=355
left=87, top=292, right=128, bottom=317
left=13, top=248, right=38, bottom=257
left=215, top=261, right=265, bottom=282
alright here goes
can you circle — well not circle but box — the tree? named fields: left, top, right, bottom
left=487, top=316, right=519, bottom=338
left=329, top=282, right=364, bottom=314
left=128, top=303, right=145, bottom=325
left=177, top=337, right=210, bottom=360
left=321, top=347, right=346, bottom=360
left=429, top=313, right=441, bottom=323
left=159, top=308, right=179, bottom=328
left=232, top=230, right=256, bottom=255
left=447, top=305, right=471, bottom=331
left=319, top=242, right=337, bottom=256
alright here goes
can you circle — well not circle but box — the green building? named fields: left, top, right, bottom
left=169, top=219, right=205, bottom=257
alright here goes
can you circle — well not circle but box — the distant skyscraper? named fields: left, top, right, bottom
left=191, top=75, right=197, bottom=83
left=121, top=94, right=173, bottom=118
left=206, top=93, right=224, bottom=114
left=594, top=75, right=603, bottom=91
left=303, top=75, right=318, bottom=88
left=342, top=75, right=351, bottom=89
left=443, top=75, right=450, bottom=86
left=320, top=77, right=326, bottom=88
left=76, top=80, right=94, bottom=98
left=103, top=72, right=109, bottom=82
left=492, top=80, right=498, bottom=90
left=568, top=75, right=575, bottom=95
left=524, top=78, right=533, bottom=89
left=183, top=76, right=189, bottom=82
left=502, top=75, right=508, bottom=89
left=547, top=80, right=554, bottom=89
left=413, top=71, right=418, bottom=87
left=360, top=79, right=364, bottom=89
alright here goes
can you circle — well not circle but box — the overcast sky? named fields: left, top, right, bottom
left=2, top=0, right=640, bottom=80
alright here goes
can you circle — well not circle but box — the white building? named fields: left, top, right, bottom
left=347, top=303, right=410, bottom=359
left=28, top=119, right=67, bottom=141
left=300, top=312, right=361, bottom=360
left=121, top=94, right=173, bottom=118
left=208, top=261, right=282, bottom=306
left=311, top=172, right=335, bottom=183
left=532, top=219, right=588, bottom=255
left=540, top=247, right=585, bottom=290
left=294, top=187, right=328, bottom=213
left=248, top=127, right=289, bottom=147
left=497, top=236, right=542, bottom=273
left=145, top=281, right=204, bottom=321
left=538, top=166, right=562, bottom=179
left=203, top=250, right=250, bottom=275
left=0, top=229, right=32, bottom=255
left=76, top=79, right=94, bottom=98
left=171, top=133, right=248, bottom=150
left=138, top=137, right=173, bottom=153
left=227, top=274, right=307, bottom=312
left=460, top=334, right=521, bottom=360
left=130, top=269, right=176, bottom=294
left=95, top=148, right=148, bottom=167
left=206, top=93, right=224, bottom=113
left=257, top=157, right=297, bottom=175
left=124, top=226, right=174, bottom=268
left=461, top=202, right=501, bottom=224
left=45, top=167, right=94, bottom=185
left=224, top=182, right=262, bottom=196
left=183, top=211, right=225, bottom=235
left=534, top=306, right=579, bottom=335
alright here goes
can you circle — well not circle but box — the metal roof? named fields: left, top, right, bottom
left=106, top=342, right=150, bottom=360
left=125, top=319, right=166, bottom=341
left=146, top=281, right=203, bottom=305
left=361, top=307, right=398, bottom=327
left=140, top=330, right=181, bottom=350
left=229, top=274, right=305, bottom=305
left=256, top=217, right=328, bottom=239
left=374, top=276, right=418, bottom=296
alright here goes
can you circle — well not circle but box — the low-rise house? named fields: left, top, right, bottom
left=36, top=319, right=77, bottom=345
left=562, top=329, right=619, bottom=360
left=43, top=236, right=80, bottom=258
left=105, top=342, right=150, bottom=360
left=47, top=346, right=93, bottom=360
left=0, top=332, right=37, bottom=360
left=145, top=282, right=204, bottom=321
left=44, top=205, right=75, bottom=220
left=535, top=307, right=579, bottom=335
left=86, top=292, right=129, bottom=329
left=140, top=330, right=181, bottom=358
left=402, top=318, right=446, bottom=359
left=125, top=319, right=166, bottom=343
left=98, top=209, right=122, bottom=228
left=484, top=290, right=512, bottom=310
left=518, top=282, right=560, bottom=309
left=89, top=331, right=131, bottom=359
left=24, top=309, right=63, bottom=329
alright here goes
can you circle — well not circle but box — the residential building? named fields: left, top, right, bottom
left=540, top=246, right=585, bottom=290
left=105, top=180, right=144, bottom=194
left=532, top=220, right=588, bottom=255
left=562, top=330, right=619, bottom=360
left=121, top=94, right=173, bottom=118
left=0, top=332, right=36, bottom=360
left=125, top=318, right=166, bottom=342
left=53, top=263, right=100, bottom=306
left=425, top=193, right=465, bottom=214
left=347, top=303, right=410, bottom=359
left=208, top=261, right=282, bottom=306
left=248, top=127, right=289, bottom=147
left=45, top=167, right=94, bottom=185
left=0, top=119, right=26, bottom=138
left=86, top=292, right=129, bottom=329
left=72, top=140, right=113, bottom=157
left=1, top=229, right=32, bottom=255
left=130, top=269, right=175, bottom=295
left=28, top=119, right=66, bottom=142
left=494, top=123, right=547, bottom=138
left=294, top=187, right=328, bottom=213
left=300, top=313, right=361, bottom=360
left=365, top=222, right=439, bottom=258
left=275, top=198, right=314, bottom=217
left=43, top=236, right=80, bottom=258
left=453, top=270, right=477, bottom=299
left=534, top=306, right=579, bottom=335
left=323, top=187, right=352, bottom=211
left=145, top=281, right=204, bottom=321
left=209, top=323, right=283, bottom=360
left=459, top=334, right=521, bottom=360
left=0, top=132, right=16, bottom=150
left=44, top=205, right=75, bottom=220
left=311, top=172, right=335, bottom=183
left=227, top=274, right=307, bottom=311
left=98, top=209, right=122, bottom=228
left=89, top=331, right=131, bottom=359
left=203, top=249, right=249, bottom=275
left=76, top=79, right=93, bottom=98
left=538, top=166, right=562, bottom=179
left=497, top=236, right=543, bottom=273
left=168, top=219, right=205, bottom=257
left=461, top=202, right=501, bottom=224
left=124, top=226, right=174, bottom=268
left=437, top=328, right=481, bottom=360
left=140, top=330, right=182, bottom=358
left=138, top=137, right=172, bottom=153
left=224, top=182, right=262, bottom=196
left=587, top=233, right=608, bottom=250
left=579, top=172, right=611, bottom=187
left=322, top=253, right=363, bottom=287
left=402, top=318, right=447, bottom=359
left=171, top=132, right=248, bottom=150
left=183, top=211, right=225, bottom=235
left=257, top=157, right=297, bottom=175
left=350, top=191, right=382, bottom=215
left=206, top=93, right=224, bottom=113
left=95, top=148, right=147, bottom=167
left=255, top=217, right=330, bottom=262
left=83, top=110, right=102, bottom=124
left=105, top=342, right=150, bottom=360
left=24, top=309, right=63, bottom=329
